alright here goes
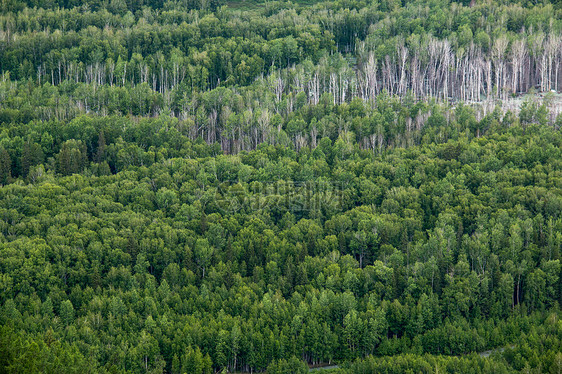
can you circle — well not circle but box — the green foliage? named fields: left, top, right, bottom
left=1, top=0, right=562, bottom=373
left=266, top=356, right=308, bottom=374
left=0, top=110, right=560, bottom=372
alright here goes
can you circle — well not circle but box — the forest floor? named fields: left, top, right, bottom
left=503, top=92, right=562, bottom=120
left=225, top=0, right=318, bottom=9
left=308, top=364, right=340, bottom=371
left=460, top=92, right=562, bottom=121
left=303, top=344, right=517, bottom=372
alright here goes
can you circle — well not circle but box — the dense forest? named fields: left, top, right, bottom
left=1, top=0, right=562, bottom=373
